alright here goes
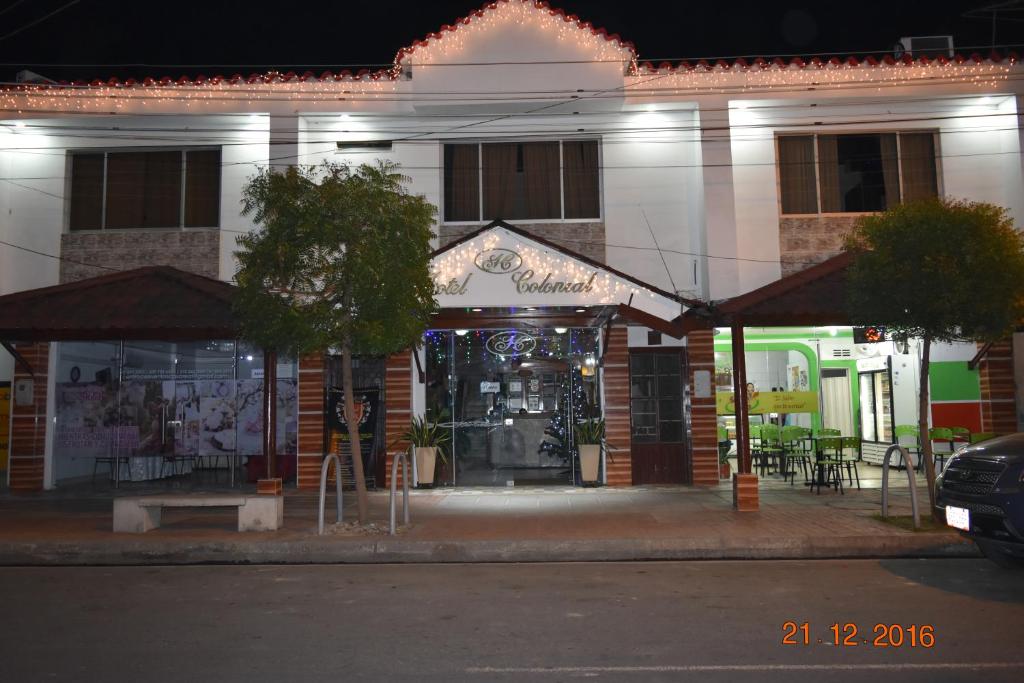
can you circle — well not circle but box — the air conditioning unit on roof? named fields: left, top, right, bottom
left=894, top=36, right=954, bottom=59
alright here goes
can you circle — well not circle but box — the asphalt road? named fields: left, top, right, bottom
left=1, top=559, right=1022, bottom=682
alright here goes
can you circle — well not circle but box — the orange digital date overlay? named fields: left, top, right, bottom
left=781, top=621, right=936, bottom=648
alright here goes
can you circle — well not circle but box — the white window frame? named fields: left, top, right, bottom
left=440, top=137, right=603, bottom=225
left=775, top=131, right=940, bottom=217
left=66, top=146, right=222, bottom=232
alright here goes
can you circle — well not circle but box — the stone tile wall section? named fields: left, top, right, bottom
left=778, top=215, right=861, bottom=276
left=438, top=223, right=606, bottom=263
left=60, top=230, right=221, bottom=283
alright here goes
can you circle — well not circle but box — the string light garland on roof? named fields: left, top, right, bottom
left=0, top=0, right=1018, bottom=114
left=394, top=0, right=636, bottom=70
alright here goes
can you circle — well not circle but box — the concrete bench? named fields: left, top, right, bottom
left=113, top=494, right=283, bottom=533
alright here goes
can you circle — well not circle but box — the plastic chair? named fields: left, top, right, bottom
left=812, top=436, right=844, bottom=494
left=929, top=427, right=955, bottom=473
left=840, top=436, right=862, bottom=489
left=780, top=425, right=811, bottom=485
left=969, top=432, right=997, bottom=444
left=894, top=424, right=921, bottom=471
left=759, top=424, right=784, bottom=477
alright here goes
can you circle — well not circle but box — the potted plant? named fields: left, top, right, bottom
left=573, top=418, right=606, bottom=485
left=403, top=416, right=450, bottom=488
left=719, top=445, right=732, bottom=479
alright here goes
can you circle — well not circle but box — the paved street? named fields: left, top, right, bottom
left=1, top=559, right=1022, bottom=682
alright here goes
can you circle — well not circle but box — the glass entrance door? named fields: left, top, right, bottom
left=425, top=328, right=601, bottom=487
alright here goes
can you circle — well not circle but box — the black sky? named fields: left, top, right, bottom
left=0, top=0, right=1021, bottom=82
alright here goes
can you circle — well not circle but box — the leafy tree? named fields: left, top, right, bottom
left=845, top=197, right=1024, bottom=516
left=234, top=162, right=437, bottom=524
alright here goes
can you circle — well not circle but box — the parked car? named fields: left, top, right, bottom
left=934, top=433, right=1024, bottom=568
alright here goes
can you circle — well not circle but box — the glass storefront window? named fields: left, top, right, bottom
left=53, top=340, right=297, bottom=484
left=425, top=327, right=602, bottom=487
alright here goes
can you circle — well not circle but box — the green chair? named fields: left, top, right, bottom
left=812, top=436, right=844, bottom=494
left=759, top=424, right=784, bottom=477
left=929, top=427, right=955, bottom=473
left=839, top=436, right=862, bottom=489
left=781, top=425, right=811, bottom=485
left=894, top=424, right=921, bottom=471
left=748, top=424, right=763, bottom=472
left=969, top=432, right=997, bottom=444
left=817, top=428, right=841, bottom=437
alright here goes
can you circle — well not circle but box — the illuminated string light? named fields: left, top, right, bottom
left=0, top=1, right=1015, bottom=115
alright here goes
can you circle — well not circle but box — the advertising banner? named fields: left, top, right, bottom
left=716, top=389, right=819, bottom=415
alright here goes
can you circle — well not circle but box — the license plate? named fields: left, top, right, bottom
left=946, top=505, right=970, bottom=531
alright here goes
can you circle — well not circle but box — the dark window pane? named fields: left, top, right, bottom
left=69, top=154, right=104, bottom=231
left=659, top=421, right=683, bottom=442
left=630, top=354, right=654, bottom=374
left=656, top=353, right=681, bottom=374
left=443, top=144, right=479, bottom=221
left=563, top=140, right=600, bottom=218
left=631, top=399, right=656, bottom=415
left=184, top=150, right=220, bottom=227
left=106, top=151, right=181, bottom=228
left=657, top=374, right=681, bottom=398
left=631, top=377, right=655, bottom=398
left=482, top=142, right=560, bottom=220
left=659, top=399, right=682, bottom=420
left=777, top=136, right=818, bottom=214
left=830, top=135, right=892, bottom=213
left=899, top=133, right=938, bottom=202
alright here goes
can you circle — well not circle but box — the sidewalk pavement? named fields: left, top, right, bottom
left=0, top=471, right=978, bottom=565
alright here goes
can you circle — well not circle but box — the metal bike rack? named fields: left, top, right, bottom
left=389, top=450, right=411, bottom=536
left=318, top=453, right=343, bottom=535
left=881, top=444, right=920, bottom=530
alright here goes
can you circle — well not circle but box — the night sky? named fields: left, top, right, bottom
left=0, top=0, right=1021, bottom=82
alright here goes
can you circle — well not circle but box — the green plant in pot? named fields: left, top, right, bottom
left=573, top=418, right=606, bottom=485
left=403, top=416, right=450, bottom=488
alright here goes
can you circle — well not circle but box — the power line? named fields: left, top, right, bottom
left=0, top=237, right=119, bottom=271
left=0, top=0, right=80, bottom=43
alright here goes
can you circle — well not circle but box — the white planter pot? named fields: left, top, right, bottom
left=415, top=446, right=437, bottom=487
left=579, top=444, right=601, bottom=484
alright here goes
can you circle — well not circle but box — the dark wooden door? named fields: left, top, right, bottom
left=629, top=349, right=689, bottom=484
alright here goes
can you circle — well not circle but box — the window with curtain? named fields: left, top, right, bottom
left=69, top=148, right=222, bottom=230
left=442, top=139, right=600, bottom=222
left=778, top=133, right=937, bottom=215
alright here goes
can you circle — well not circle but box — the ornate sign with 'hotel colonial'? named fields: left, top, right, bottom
left=430, top=224, right=683, bottom=323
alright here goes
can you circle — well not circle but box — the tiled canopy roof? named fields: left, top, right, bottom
left=0, top=266, right=240, bottom=341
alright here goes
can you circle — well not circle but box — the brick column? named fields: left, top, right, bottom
left=295, top=353, right=326, bottom=490
left=979, top=341, right=1016, bottom=434
left=602, top=326, right=633, bottom=486
left=383, top=350, right=413, bottom=488
left=8, top=342, right=49, bottom=492
left=686, top=330, right=719, bottom=485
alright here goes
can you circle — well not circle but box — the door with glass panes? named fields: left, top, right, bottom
left=629, top=349, right=689, bottom=484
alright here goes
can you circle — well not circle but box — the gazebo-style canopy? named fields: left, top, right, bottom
left=683, top=251, right=855, bottom=477
left=0, top=266, right=241, bottom=375
left=0, top=266, right=240, bottom=342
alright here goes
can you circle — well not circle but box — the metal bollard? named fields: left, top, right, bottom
left=881, top=444, right=919, bottom=530
left=318, top=453, right=343, bottom=535
left=389, top=450, right=411, bottom=535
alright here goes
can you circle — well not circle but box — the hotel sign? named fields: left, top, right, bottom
left=429, top=225, right=682, bottom=323
left=434, top=247, right=598, bottom=297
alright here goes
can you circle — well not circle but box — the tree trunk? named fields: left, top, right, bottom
left=918, top=333, right=939, bottom=520
left=341, top=340, right=369, bottom=525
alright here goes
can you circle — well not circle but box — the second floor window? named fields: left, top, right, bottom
left=69, top=148, right=221, bottom=230
left=443, top=140, right=600, bottom=222
left=778, top=132, right=938, bottom=215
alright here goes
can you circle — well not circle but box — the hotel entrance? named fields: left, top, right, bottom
left=425, top=327, right=601, bottom=486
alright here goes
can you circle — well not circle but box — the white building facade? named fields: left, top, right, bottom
left=1, top=0, right=1021, bottom=493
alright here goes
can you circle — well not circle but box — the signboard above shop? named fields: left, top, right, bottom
left=430, top=222, right=684, bottom=324
left=716, top=390, right=819, bottom=415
